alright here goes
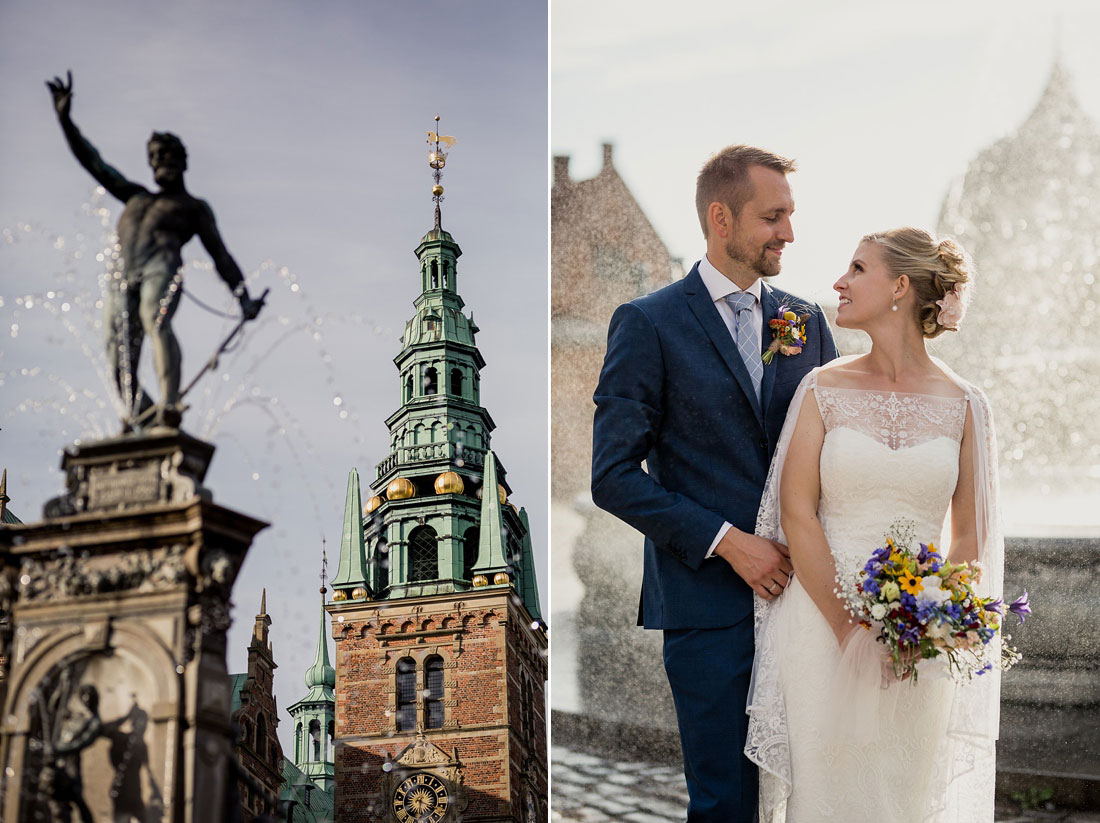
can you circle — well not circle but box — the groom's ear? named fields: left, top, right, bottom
left=707, top=201, right=732, bottom=238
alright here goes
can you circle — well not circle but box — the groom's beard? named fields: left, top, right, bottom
left=726, top=235, right=782, bottom=279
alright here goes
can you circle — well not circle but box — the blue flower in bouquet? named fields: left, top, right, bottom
left=842, top=518, right=1028, bottom=684
left=1008, top=591, right=1031, bottom=623
left=899, top=624, right=922, bottom=646
left=870, top=545, right=892, bottom=564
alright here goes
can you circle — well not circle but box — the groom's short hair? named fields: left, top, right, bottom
left=696, top=145, right=797, bottom=237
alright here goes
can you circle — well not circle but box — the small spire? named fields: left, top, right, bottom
left=304, top=604, right=336, bottom=691
left=473, top=450, right=509, bottom=576
left=427, top=115, right=456, bottom=230
left=320, top=537, right=328, bottom=599
left=0, top=468, right=7, bottom=522
left=331, top=469, right=368, bottom=590
left=252, top=586, right=272, bottom=652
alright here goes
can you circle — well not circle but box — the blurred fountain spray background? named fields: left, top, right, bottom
left=0, top=0, right=548, bottom=756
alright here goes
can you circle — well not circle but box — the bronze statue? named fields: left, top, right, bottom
left=46, top=71, right=263, bottom=430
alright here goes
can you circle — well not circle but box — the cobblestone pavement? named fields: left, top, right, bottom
left=551, top=746, right=1100, bottom=823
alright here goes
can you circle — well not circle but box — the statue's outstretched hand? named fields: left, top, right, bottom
left=240, top=293, right=265, bottom=321
left=46, top=70, right=73, bottom=119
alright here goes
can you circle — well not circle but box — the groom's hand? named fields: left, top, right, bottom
left=713, top=529, right=793, bottom=601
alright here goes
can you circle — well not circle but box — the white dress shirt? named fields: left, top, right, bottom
left=695, top=255, right=764, bottom=559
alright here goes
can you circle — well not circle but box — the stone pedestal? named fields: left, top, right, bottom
left=0, top=430, right=267, bottom=823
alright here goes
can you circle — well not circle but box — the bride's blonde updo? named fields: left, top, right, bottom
left=862, top=227, right=973, bottom=338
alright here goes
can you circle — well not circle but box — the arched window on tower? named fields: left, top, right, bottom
left=405, top=374, right=413, bottom=402
left=396, top=657, right=417, bottom=731
left=328, top=719, right=335, bottom=751
left=430, top=259, right=439, bottom=289
left=425, top=656, right=445, bottom=729
left=450, top=368, right=463, bottom=397
left=309, top=718, right=321, bottom=761
left=424, top=367, right=438, bottom=396
left=443, top=260, right=451, bottom=289
left=375, top=540, right=389, bottom=592
left=295, top=722, right=302, bottom=763
left=463, top=527, right=480, bottom=580
left=408, top=526, right=438, bottom=582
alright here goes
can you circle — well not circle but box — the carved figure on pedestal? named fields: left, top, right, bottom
left=105, top=702, right=164, bottom=823
left=45, top=71, right=264, bottom=431
left=40, top=675, right=119, bottom=823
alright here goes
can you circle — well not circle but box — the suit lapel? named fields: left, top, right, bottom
left=759, top=283, right=778, bottom=416
left=683, top=265, right=764, bottom=426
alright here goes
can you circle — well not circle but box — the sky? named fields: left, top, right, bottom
left=552, top=0, right=1100, bottom=533
left=0, top=0, right=547, bottom=754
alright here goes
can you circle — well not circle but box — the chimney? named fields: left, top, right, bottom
left=553, top=155, right=570, bottom=186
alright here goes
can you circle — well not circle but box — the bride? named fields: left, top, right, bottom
left=745, top=227, right=1003, bottom=822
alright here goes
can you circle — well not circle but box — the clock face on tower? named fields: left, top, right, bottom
left=392, top=772, right=449, bottom=823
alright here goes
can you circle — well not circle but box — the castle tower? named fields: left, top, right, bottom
left=288, top=552, right=337, bottom=797
left=328, top=120, right=547, bottom=823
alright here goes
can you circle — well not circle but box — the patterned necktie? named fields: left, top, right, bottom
left=725, top=291, right=762, bottom=401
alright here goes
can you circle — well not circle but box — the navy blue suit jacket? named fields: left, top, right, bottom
left=592, top=264, right=838, bottom=630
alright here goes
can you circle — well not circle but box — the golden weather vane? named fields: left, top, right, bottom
left=426, top=114, right=456, bottom=227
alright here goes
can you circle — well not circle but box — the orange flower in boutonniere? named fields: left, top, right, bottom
left=762, top=303, right=810, bottom=365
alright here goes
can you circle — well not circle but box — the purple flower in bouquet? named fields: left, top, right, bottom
left=915, top=599, right=938, bottom=624
left=983, top=598, right=1004, bottom=615
left=1008, top=591, right=1031, bottom=623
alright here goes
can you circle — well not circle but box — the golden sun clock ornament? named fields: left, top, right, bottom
left=392, top=772, right=450, bottom=823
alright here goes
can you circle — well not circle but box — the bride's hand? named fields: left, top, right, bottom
left=881, top=645, right=921, bottom=686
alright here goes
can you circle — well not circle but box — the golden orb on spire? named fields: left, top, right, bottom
left=476, top=483, right=508, bottom=504
left=364, top=494, right=384, bottom=515
left=435, top=471, right=465, bottom=495
left=387, top=477, right=416, bottom=500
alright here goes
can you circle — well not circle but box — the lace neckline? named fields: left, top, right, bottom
left=815, top=383, right=967, bottom=404
left=814, top=383, right=967, bottom=451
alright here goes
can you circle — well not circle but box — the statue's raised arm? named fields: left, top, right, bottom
left=46, top=71, right=146, bottom=203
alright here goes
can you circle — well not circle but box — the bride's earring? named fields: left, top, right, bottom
left=891, top=299, right=899, bottom=312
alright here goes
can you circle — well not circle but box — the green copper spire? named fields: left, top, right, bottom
left=473, top=450, right=508, bottom=576
left=289, top=554, right=337, bottom=795
left=517, top=507, right=543, bottom=622
left=332, top=469, right=367, bottom=591
left=304, top=605, right=336, bottom=695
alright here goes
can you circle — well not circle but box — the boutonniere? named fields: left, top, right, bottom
left=763, top=303, right=810, bottom=365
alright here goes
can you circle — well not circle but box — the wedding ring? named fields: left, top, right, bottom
left=767, top=583, right=778, bottom=594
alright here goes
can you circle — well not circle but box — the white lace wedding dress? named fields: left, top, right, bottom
left=747, top=367, right=1002, bottom=823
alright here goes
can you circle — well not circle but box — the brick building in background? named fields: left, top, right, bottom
left=325, top=142, right=547, bottom=823
left=550, top=144, right=681, bottom=506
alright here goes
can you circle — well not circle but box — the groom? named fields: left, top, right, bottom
left=591, top=145, right=837, bottom=821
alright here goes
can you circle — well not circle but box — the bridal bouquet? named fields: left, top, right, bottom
left=838, top=519, right=1028, bottom=683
